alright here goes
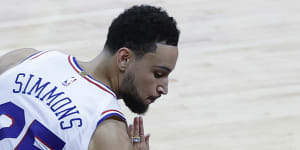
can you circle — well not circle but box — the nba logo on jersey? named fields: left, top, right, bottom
left=62, top=77, right=77, bottom=86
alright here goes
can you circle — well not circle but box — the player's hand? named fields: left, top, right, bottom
left=128, top=116, right=150, bottom=150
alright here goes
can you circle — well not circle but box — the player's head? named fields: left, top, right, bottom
left=104, top=5, right=179, bottom=58
left=105, top=5, right=180, bottom=114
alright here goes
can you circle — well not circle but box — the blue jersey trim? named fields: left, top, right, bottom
left=21, top=51, right=41, bottom=63
left=72, top=57, right=83, bottom=71
left=71, top=57, right=116, bottom=94
left=96, top=113, right=126, bottom=127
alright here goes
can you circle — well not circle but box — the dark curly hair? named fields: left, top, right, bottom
left=104, top=5, right=180, bottom=58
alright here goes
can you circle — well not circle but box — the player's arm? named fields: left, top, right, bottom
left=88, top=117, right=150, bottom=150
left=0, top=48, right=39, bottom=75
left=88, top=118, right=133, bottom=150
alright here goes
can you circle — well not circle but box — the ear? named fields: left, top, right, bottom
left=116, top=47, right=133, bottom=72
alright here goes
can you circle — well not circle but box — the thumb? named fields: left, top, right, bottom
left=128, top=124, right=133, bottom=137
left=145, top=134, right=151, bottom=148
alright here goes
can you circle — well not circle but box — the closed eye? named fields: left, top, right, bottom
left=152, top=66, right=171, bottom=78
left=154, top=72, right=164, bottom=78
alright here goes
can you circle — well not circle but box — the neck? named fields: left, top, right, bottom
left=77, top=50, right=120, bottom=96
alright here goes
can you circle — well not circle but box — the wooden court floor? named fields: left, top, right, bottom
left=1, top=0, right=300, bottom=150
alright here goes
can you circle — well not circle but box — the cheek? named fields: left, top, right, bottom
left=135, top=72, right=156, bottom=96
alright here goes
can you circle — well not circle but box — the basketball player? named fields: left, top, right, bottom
left=0, top=5, right=179, bottom=150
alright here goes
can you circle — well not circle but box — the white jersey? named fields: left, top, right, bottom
left=0, top=51, right=126, bottom=150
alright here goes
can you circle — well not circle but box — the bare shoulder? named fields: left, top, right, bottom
left=0, top=48, right=39, bottom=75
left=88, top=118, right=132, bottom=150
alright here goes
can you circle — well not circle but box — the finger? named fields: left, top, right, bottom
left=139, top=117, right=145, bottom=141
left=145, top=134, right=151, bottom=148
left=133, top=117, right=139, bottom=137
left=128, top=124, right=133, bottom=144
left=145, top=134, right=150, bottom=143
left=128, top=124, right=133, bottom=138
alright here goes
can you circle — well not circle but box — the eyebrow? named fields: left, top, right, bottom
left=153, top=66, right=172, bottom=73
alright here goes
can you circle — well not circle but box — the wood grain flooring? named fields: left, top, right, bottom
left=1, top=0, right=299, bottom=150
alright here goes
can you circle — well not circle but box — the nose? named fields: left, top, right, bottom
left=157, top=78, right=168, bottom=95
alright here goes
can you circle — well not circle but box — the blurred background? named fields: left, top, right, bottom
left=1, top=0, right=300, bottom=149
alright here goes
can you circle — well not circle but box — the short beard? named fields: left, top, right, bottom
left=119, top=72, right=149, bottom=114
